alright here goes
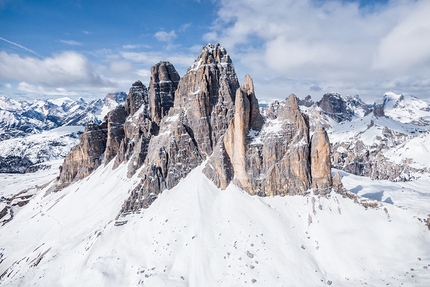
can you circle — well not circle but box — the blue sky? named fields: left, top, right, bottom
left=1, top=0, right=429, bottom=103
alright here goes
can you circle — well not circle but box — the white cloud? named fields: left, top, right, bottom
left=0, top=51, right=119, bottom=99
left=179, top=23, right=192, bottom=32
left=154, top=30, right=177, bottom=42
left=4, top=83, right=11, bottom=89
left=206, top=0, right=430, bottom=102
left=120, top=51, right=195, bottom=74
left=60, top=40, right=83, bottom=46
left=122, top=44, right=151, bottom=49
left=0, top=51, right=113, bottom=88
left=17, top=82, right=79, bottom=96
left=373, top=1, right=430, bottom=72
left=109, top=60, right=134, bottom=73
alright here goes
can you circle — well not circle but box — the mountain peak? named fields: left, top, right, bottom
left=188, top=43, right=231, bottom=72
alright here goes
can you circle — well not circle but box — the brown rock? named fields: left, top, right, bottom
left=205, top=93, right=314, bottom=196
left=373, top=102, right=385, bottom=117
left=104, top=105, right=127, bottom=164
left=57, top=122, right=107, bottom=188
left=311, top=126, right=332, bottom=194
left=149, top=61, right=180, bottom=125
left=332, top=172, right=345, bottom=194
left=173, top=43, right=239, bottom=156
left=125, top=80, right=148, bottom=117
left=241, top=75, right=264, bottom=131
left=224, top=87, right=252, bottom=190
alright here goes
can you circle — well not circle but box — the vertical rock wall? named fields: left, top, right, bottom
left=56, top=43, right=333, bottom=215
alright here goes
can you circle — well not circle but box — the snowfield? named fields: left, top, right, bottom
left=1, top=163, right=430, bottom=286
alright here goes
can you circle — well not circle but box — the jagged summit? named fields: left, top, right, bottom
left=373, top=92, right=430, bottom=125
left=187, top=43, right=232, bottom=72
left=149, top=61, right=180, bottom=125
left=55, top=44, right=333, bottom=215
left=316, top=92, right=370, bottom=123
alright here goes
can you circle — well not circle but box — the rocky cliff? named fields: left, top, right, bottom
left=56, top=43, right=333, bottom=215
left=317, top=93, right=370, bottom=123
left=57, top=122, right=107, bottom=189
left=149, top=61, right=180, bottom=126
left=204, top=90, right=331, bottom=196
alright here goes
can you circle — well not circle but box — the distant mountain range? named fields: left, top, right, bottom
left=0, top=93, right=126, bottom=173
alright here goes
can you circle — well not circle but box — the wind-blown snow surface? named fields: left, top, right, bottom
left=1, top=164, right=430, bottom=286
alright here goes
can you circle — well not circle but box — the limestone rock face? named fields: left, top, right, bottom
left=119, top=44, right=240, bottom=215
left=57, top=122, right=107, bottom=188
left=298, top=95, right=315, bottom=107
left=311, top=126, right=332, bottom=194
left=125, top=81, right=148, bottom=117
left=258, top=94, right=311, bottom=195
left=205, top=92, right=325, bottom=196
left=373, top=102, right=385, bottom=117
left=317, top=93, right=370, bottom=123
left=332, top=172, right=346, bottom=194
left=104, top=105, right=127, bottom=164
left=56, top=43, right=334, bottom=217
left=223, top=83, right=253, bottom=191
left=174, top=43, right=240, bottom=157
left=331, top=137, right=425, bottom=181
left=149, top=61, right=180, bottom=125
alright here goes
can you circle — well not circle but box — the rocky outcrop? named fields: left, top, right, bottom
left=57, top=80, right=151, bottom=188
left=56, top=43, right=334, bottom=216
left=149, top=61, right=180, bottom=126
left=174, top=43, right=239, bottom=157
left=310, top=126, right=331, bottom=194
left=57, top=122, right=107, bottom=188
left=119, top=44, right=240, bottom=214
left=373, top=102, right=385, bottom=117
left=331, top=139, right=425, bottom=181
left=298, top=95, right=314, bottom=107
left=317, top=93, right=370, bottom=122
left=220, top=75, right=263, bottom=191
left=103, top=105, right=127, bottom=164
left=112, top=80, right=153, bottom=174
left=125, top=81, right=148, bottom=117
left=205, top=91, right=331, bottom=196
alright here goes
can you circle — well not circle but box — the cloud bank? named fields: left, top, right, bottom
left=205, top=0, right=430, bottom=101
left=0, top=51, right=116, bottom=97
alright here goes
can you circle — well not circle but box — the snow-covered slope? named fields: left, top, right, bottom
left=1, top=163, right=430, bottom=286
left=382, top=92, right=430, bottom=125
left=296, top=92, right=430, bottom=181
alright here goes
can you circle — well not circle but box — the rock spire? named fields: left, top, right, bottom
left=56, top=43, right=333, bottom=215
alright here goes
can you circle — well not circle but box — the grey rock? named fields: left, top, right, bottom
left=149, top=61, right=180, bottom=125
left=125, top=81, right=148, bottom=117
left=104, top=105, right=127, bottom=164
left=57, top=122, right=107, bottom=189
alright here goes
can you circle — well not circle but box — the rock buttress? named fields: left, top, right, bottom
left=148, top=61, right=180, bottom=126
left=310, top=126, right=332, bottom=194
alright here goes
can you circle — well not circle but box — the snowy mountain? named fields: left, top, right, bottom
left=0, top=93, right=126, bottom=173
left=0, top=92, right=126, bottom=141
left=1, top=44, right=430, bottom=286
left=294, top=92, right=430, bottom=181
